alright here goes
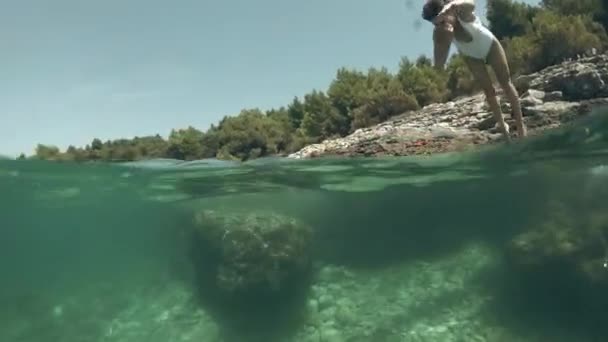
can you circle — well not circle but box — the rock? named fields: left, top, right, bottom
left=521, top=101, right=581, bottom=119
left=524, top=55, right=608, bottom=100
left=500, top=99, right=512, bottom=113
left=288, top=54, right=608, bottom=159
left=520, top=88, right=545, bottom=107
left=318, top=294, right=333, bottom=311
left=300, top=327, right=322, bottom=342
left=321, top=328, right=345, bottom=342
left=189, top=209, right=313, bottom=298
left=514, top=74, right=533, bottom=93
left=475, top=116, right=496, bottom=131
left=523, top=89, right=546, bottom=100
left=506, top=200, right=608, bottom=307
left=520, top=95, right=543, bottom=107
left=307, top=298, right=319, bottom=314
left=544, top=91, right=563, bottom=101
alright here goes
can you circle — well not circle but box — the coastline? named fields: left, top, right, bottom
left=288, top=54, right=608, bottom=160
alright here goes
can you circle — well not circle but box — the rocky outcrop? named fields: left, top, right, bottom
left=515, top=54, right=608, bottom=101
left=505, top=199, right=608, bottom=311
left=189, top=209, right=314, bottom=299
left=289, top=54, right=608, bottom=159
left=507, top=202, right=608, bottom=278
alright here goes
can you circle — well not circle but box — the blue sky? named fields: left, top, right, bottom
left=0, top=0, right=539, bottom=157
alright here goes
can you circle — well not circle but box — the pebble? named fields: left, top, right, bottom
left=321, top=328, right=345, bottom=342
left=524, top=89, right=546, bottom=100
left=52, top=305, right=63, bottom=318
left=521, top=96, right=543, bottom=107
left=335, top=306, right=356, bottom=325
left=544, top=90, right=563, bottom=101
left=300, top=327, right=321, bottom=342
left=318, top=294, right=333, bottom=310
left=307, top=299, right=319, bottom=314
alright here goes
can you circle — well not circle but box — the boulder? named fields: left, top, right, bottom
left=506, top=200, right=608, bottom=291
left=190, top=209, right=314, bottom=298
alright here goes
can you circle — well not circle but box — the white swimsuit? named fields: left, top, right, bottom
left=453, top=16, right=496, bottom=60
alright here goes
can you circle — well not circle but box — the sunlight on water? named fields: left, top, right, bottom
left=1, top=108, right=608, bottom=342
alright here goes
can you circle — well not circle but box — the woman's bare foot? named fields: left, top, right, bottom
left=517, top=123, right=527, bottom=138
left=499, top=122, right=511, bottom=142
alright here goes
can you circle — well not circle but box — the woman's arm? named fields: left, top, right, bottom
left=437, top=0, right=475, bottom=21
left=431, top=0, right=476, bottom=70
left=433, top=24, right=453, bottom=70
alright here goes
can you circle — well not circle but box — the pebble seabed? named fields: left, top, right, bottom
left=2, top=241, right=584, bottom=342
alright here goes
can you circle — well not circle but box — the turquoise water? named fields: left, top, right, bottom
left=2, top=109, right=608, bottom=342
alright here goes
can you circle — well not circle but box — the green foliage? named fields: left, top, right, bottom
left=445, top=55, right=480, bottom=98
left=531, top=11, right=604, bottom=69
left=351, top=69, right=419, bottom=130
left=541, top=0, right=603, bottom=17
left=91, top=138, right=103, bottom=150
left=166, top=127, right=205, bottom=160
left=504, top=9, right=607, bottom=74
left=215, top=108, right=294, bottom=161
left=489, top=0, right=607, bottom=75
left=327, top=68, right=368, bottom=121
left=132, top=135, right=170, bottom=159
left=199, top=126, right=220, bottom=159
left=34, top=144, right=61, bottom=160
left=286, top=97, right=305, bottom=130
left=299, top=90, right=345, bottom=140
left=265, top=107, right=296, bottom=151
left=398, top=57, right=449, bottom=107
left=501, top=34, right=537, bottom=76
left=30, top=0, right=608, bottom=163
left=486, top=0, right=540, bottom=40
left=351, top=88, right=418, bottom=130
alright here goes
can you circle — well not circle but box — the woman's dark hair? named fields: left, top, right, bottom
left=422, top=0, right=446, bottom=22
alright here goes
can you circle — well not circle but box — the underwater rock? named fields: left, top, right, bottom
left=288, top=54, right=608, bottom=159
left=506, top=201, right=608, bottom=292
left=320, top=327, right=345, bottom=342
left=190, top=209, right=314, bottom=298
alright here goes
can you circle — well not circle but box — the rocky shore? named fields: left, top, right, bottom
left=288, top=54, right=608, bottom=159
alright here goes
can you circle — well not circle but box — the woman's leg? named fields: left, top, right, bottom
left=486, top=39, right=527, bottom=138
left=462, top=55, right=511, bottom=140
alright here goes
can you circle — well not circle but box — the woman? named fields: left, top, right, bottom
left=422, top=0, right=527, bottom=140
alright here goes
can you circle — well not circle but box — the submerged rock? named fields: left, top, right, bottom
left=506, top=200, right=608, bottom=297
left=508, top=207, right=606, bottom=268
left=289, top=54, right=608, bottom=159
left=190, top=209, right=314, bottom=298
